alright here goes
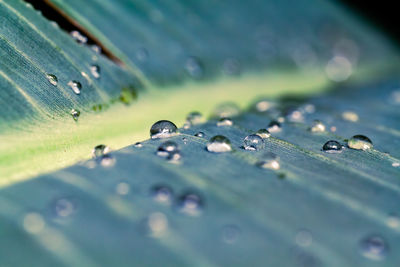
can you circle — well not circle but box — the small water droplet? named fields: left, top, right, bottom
left=68, top=80, right=82, bottom=95
left=90, top=65, right=100, bottom=79
left=267, top=120, right=281, bottom=133
left=116, top=182, right=130, bottom=195
left=348, top=135, right=373, bottom=150
left=134, top=142, right=143, bottom=148
left=287, top=109, right=304, bottom=123
left=92, top=144, right=110, bottom=158
left=185, top=57, right=204, bottom=79
left=91, top=45, right=101, bottom=54
left=256, top=152, right=280, bottom=170
left=53, top=198, right=76, bottom=218
left=254, top=99, right=276, bottom=112
left=70, top=109, right=80, bottom=121
left=182, top=137, right=188, bottom=144
left=217, top=117, right=233, bottom=126
left=150, top=120, right=178, bottom=139
left=360, top=235, right=388, bottom=261
left=310, top=120, right=326, bottom=133
left=330, top=126, right=337, bottom=132
left=46, top=74, right=58, bottom=86
left=243, top=134, right=264, bottom=151
left=212, top=102, right=240, bottom=118
left=206, top=135, right=232, bottom=153
left=342, top=111, right=359, bottom=122
left=387, top=213, right=400, bottom=228
left=256, top=129, right=271, bottom=139
left=146, top=212, right=168, bottom=237
left=177, top=192, right=203, bottom=216
left=151, top=185, right=173, bottom=204
left=194, top=131, right=205, bottom=138
left=99, top=154, right=115, bottom=167
left=322, top=140, right=342, bottom=153
left=295, top=230, right=313, bottom=247
left=157, top=141, right=179, bottom=157
left=221, top=225, right=240, bottom=244
left=23, top=212, right=45, bottom=234
left=166, top=151, right=182, bottom=163
left=70, top=30, right=87, bottom=44
left=186, top=111, right=204, bottom=125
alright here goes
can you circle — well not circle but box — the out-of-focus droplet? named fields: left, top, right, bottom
left=310, top=120, right=326, bottom=133
left=166, top=151, right=182, bottom=164
left=46, top=74, right=58, bottom=86
left=177, top=192, right=203, bottom=216
left=70, top=109, right=80, bottom=121
left=157, top=141, right=179, bottom=157
left=256, top=129, right=271, bottom=139
left=322, top=140, right=342, bottom=153
left=185, top=57, right=204, bottom=79
left=221, top=225, right=240, bottom=244
left=295, top=230, right=313, bottom=247
left=92, top=144, right=110, bottom=158
left=54, top=198, right=76, bottom=218
left=387, top=213, right=400, bottom=229
left=147, top=212, right=168, bottom=237
left=100, top=154, right=115, bottom=167
left=150, top=120, right=178, bottom=139
left=267, top=120, right=281, bottom=133
left=186, top=111, right=204, bottom=125
left=217, top=117, right=233, bottom=126
left=342, top=111, right=359, bottom=122
left=254, top=99, right=276, bottom=112
left=287, top=109, right=304, bottom=123
left=70, top=30, right=87, bottom=44
left=23, top=212, right=45, bottom=234
left=91, top=45, right=101, bottom=54
left=68, top=80, right=82, bottom=95
left=243, top=134, right=264, bottom=151
left=90, top=65, right=101, bottom=79
left=325, top=56, right=352, bottom=82
left=116, top=182, right=130, bottom=195
left=348, top=135, right=373, bottom=150
left=360, top=235, right=388, bottom=261
left=194, top=131, right=205, bottom=138
left=206, top=135, right=232, bottom=153
left=212, top=102, right=240, bottom=118
left=151, top=185, right=173, bottom=205
left=392, top=162, right=400, bottom=167
left=256, top=152, right=280, bottom=170
left=330, top=126, right=337, bottom=132
left=389, top=90, right=400, bottom=105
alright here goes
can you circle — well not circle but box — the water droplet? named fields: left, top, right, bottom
left=70, top=30, right=87, bottom=44
left=206, top=135, right=232, bottom=153
left=330, top=126, right=337, bottom=132
left=342, top=111, right=359, bottom=122
left=90, top=65, right=100, bottom=79
left=267, top=120, right=281, bottom=133
left=360, top=235, right=388, bottom=261
left=387, top=213, right=400, bottom=228
left=286, top=109, right=304, bottom=122
left=325, top=55, right=352, bottom=82
left=23, top=212, right=45, bottom=234
left=254, top=99, right=276, bottom=112
left=92, top=144, right=110, bottom=158
left=212, top=102, right=240, bottom=118
left=166, top=151, right=182, bottom=164
left=91, top=45, right=101, bottom=54
left=46, top=74, right=58, bottom=86
left=295, top=230, right=313, bottom=247
left=221, top=225, right=240, bottom=244
left=322, top=140, right=342, bottom=153
left=223, top=58, right=241, bottom=75
left=186, top=111, right=204, bottom=125
left=53, top=198, right=76, bottom=218
left=256, top=129, right=271, bottom=139
left=99, top=154, right=115, bottom=167
left=392, top=162, right=400, bottom=167
left=243, top=134, right=264, bottom=151
left=146, top=212, right=168, bottom=237
left=134, top=142, right=143, bottom=148
left=185, top=57, right=204, bottom=79
left=150, top=120, right=178, bottom=139
left=182, top=137, right=188, bottom=144
left=157, top=141, right=179, bottom=157
left=217, top=117, right=233, bottom=126
left=177, top=192, right=203, bottom=216
left=68, top=80, right=82, bottom=95
left=348, top=135, right=373, bottom=150
left=194, top=131, right=205, bottom=138
left=310, top=120, right=326, bottom=133
left=151, top=185, right=173, bottom=205
left=116, top=182, right=130, bottom=195
left=70, top=109, right=80, bottom=121
left=256, top=152, right=280, bottom=170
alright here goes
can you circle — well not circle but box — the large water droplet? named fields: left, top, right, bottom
left=206, top=135, right=232, bottom=153
left=243, top=134, right=264, bottom=151
left=53, top=198, right=76, bottom=218
left=256, top=129, right=271, bottom=139
left=310, top=120, right=326, bottom=133
left=322, top=140, right=342, bottom=153
left=90, top=65, right=101, bottom=79
left=348, top=135, right=373, bottom=150
left=157, top=141, right=179, bottom=157
left=70, top=109, right=80, bottom=121
left=68, top=80, right=82, bottom=95
left=151, top=185, right=173, bottom=205
left=46, top=74, right=58, bottom=86
left=267, top=120, right=281, bottom=133
left=217, top=117, right=233, bottom=126
left=150, top=120, right=178, bottom=139
left=92, top=144, right=110, bottom=158
left=256, top=152, right=280, bottom=170
left=177, top=192, right=203, bottom=216
left=70, top=30, right=87, bottom=44
left=360, top=235, right=388, bottom=261
left=185, top=57, right=204, bottom=79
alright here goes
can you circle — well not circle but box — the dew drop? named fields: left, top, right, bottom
left=256, top=129, right=271, bottom=139
left=221, top=225, right=240, bottom=244
left=286, top=109, right=304, bottom=123
left=217, top=117, right=233, bottom=126
left=348, top=135, right=373, bottom=150
left=70, top=30, right=87, bottom=44
left=194, top=131, right=205, bottom=138
left=267, top=120, right=281, bottom=133
left=46, top=74, right=58, bottom=86
left=91, top=45, right=101, bottom=54
left=310, top=120, right=326, bottom=133
left=212, top=102, right=240, bottom=118
left=70, top=109, right=80, bottom=121
left=254, top=99, right=276, bottom=112
left=99, top=154, right=116, bottom=167
left=322, top=140, right=342, bottom=153
left=90, top=65, right=101, bottom=79
left=150, top=120, right=178, bottom=139
left=23, top=212, right=45, bottom=234
left=185, top=57, right=204, bottom=79
left=151, top=185, right=173, bottom=205
left=206, top=135, right=232, bottom=153
left=146, top=212, right=168, bottom=237
left=134, top=142, right=143, bottom=148
left=182, top=137, right=188, bottom=144
left=177, top=192, right=203, bottom=216
left=342, top=111, right=359, bottom=122
left=387, top=213, right=400, bottom=229
left=243, top=134, right=264, bottom=151
left=256, top=152, right=280, bottom=170
left=325, top=55, right=352, bottom=82
left=157, top=141, right=179, bottom=157
left=53, top=198, right=76, bottom=218
left=166, top=151, right=182, bottom=164
left=68, top=80, right=82, bottom=95
left=360, top=235, right=388, bottom=261
left=186, top=111, right=204, bottom=125
left=92, top=144, right=110, bottom=158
